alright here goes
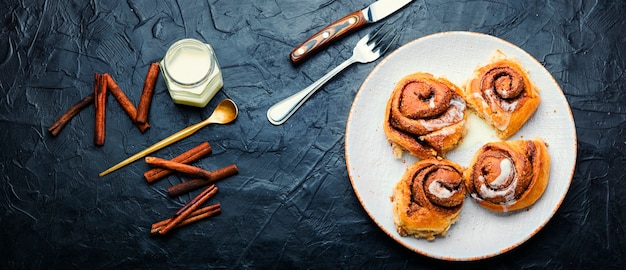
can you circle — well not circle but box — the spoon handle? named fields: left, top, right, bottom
left=99, top=119, right=210, bottom=177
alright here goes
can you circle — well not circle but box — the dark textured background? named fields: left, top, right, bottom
left=1, top=0, right=624, bottom=269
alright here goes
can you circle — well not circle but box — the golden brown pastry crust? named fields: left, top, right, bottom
left=384, top=72, right=467, bottom=159
left=391, top=159, right=466, bottom=240
left=465, top=53, right=540, bottom=139
left=464, top=139, right=550, bottom=212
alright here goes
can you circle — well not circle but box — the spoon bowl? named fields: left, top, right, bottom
left=99, top=99, right=239, bottom=177
left=206, top=99, right=238, bottom=124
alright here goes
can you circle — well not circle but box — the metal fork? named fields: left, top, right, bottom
left=267, top=25, right=397, bottom=125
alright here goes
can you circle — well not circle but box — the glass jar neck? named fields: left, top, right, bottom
left=163, top=39, right=215, bottom=87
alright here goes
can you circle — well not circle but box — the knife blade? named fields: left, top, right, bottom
left=289, top=0, right=412, bottom=64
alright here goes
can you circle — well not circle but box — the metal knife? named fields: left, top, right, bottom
left=289, top=0, right=412, bottom=64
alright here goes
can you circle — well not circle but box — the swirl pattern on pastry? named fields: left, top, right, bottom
left=465, top=52, right=540, bottom=139
left=464, top=139, right=550, bottom=212
left=384, top=72, right=467, bottom=159
left=391, top=159, right=465, bottom=240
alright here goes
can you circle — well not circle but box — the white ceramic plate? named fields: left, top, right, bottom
left=345, top=32, right=577, bottom=261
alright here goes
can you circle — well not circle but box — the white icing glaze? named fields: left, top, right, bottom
left=419, top=120, right=465, bottom=141
left=482, top=89, right=513, bottom=130
left=418, top=97, right=466, bottom=131
left=499, top=100, right=518, bottom=112
left=456, top=113, right=498, bottom=150
left=428, top=180, right=456, bottom=199
left=477, top=158, right=517, bottom=203
left=491, top=158, right=513, bottom=186
left=474, top=89, right=518, bottom=112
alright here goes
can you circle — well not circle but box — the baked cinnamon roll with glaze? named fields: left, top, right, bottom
left=391, top=159, right=465, bottom=240
left=384, top=72, right=467, bottom=159
left=464, top=139, right=550, bottom=213
left=465, top=52, right=540, bottom=139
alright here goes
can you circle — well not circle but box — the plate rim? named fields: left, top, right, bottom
left=344, top=31, right=578, bottom=261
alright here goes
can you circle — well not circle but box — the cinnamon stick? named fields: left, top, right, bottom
left=158, top=184, right=218, bottom=235
left=105, top=74, right=150, bottom=132
left=174, top=183, right=215, bottom=216
left=48, top=93, right=95, bottom=136
left=150, top=203, right=221, bottom=236
left=167, top=164, right=238, bottom=197
left=94, top=73, right=107, bottom=146
left=145, top=156, right=213, bottom=179
left=144, top=142, right=212, bottom=183
left=136, top=62, right=159, bottom=125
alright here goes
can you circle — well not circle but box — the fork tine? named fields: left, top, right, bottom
left=367, top=22, right=388, bottom=41
left=377, top=31, right=399, bottom=55
left=382, top=33, right=399, bottom=53
left=367, top=24, right=398, bottom=55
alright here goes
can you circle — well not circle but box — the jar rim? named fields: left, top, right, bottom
left=162, top=38, right=214, bottom=87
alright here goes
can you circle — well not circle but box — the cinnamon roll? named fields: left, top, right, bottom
left=384, top=72, right=467, bottom=159
left=464, top=139, right=550, bottom=212
left=465, top=52, right=540, bottom=139
left=391, top=159, right=466, bottom=240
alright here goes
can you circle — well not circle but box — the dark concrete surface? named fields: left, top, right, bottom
left=1, top=0, right=624, bottom=268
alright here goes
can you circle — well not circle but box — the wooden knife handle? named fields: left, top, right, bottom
left=290, top=10, right=367, bottom=64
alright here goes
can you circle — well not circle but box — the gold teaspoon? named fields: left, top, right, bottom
left=99, top=99, right=238, bottom=177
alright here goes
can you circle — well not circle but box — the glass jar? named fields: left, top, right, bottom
left=160, top=38, right=223, bottom=107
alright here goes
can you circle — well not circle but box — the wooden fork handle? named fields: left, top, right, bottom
left=289, top=10, right=368, bottom=64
